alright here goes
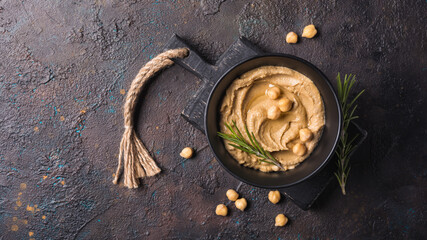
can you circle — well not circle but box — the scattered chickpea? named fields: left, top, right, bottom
left=226, top=189, right=239, bottom=201
left=180, top=147, right=194, bottom=159
left=266, top=86, right=281, bottom=100
left=215, top=204, right=228, bottom=216
left=235, top=198, right=247, bottom=211
left=268, top=190, right=281, bottom=204
left=286, top=32, right=298, bottom=44
left=275, top=214, right=288, bottom=227
left=292, top=143, right=307, bottom=156
left=278, top=98, right=292, bottom=112
left=302, top=24, right=317, bottom=38
left=299, top=128, right=313, bottom=142
left=267, top=106, right=281, bottom=120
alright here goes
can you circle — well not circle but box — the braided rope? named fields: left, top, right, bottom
left=113, top=48, right=189, bottom=188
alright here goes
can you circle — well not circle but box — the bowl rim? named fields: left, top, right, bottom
left=204, top=53, right=342, bottom=189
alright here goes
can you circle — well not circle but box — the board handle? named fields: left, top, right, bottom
left=164, top=34, right=215, bottom=81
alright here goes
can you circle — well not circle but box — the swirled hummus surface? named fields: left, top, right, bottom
left=220, top=66, right=325, bottom=172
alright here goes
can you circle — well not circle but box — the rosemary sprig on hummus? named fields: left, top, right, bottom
left=334, top=73, right=365, bottom=195
left=218, top=121, right=284, bottom=170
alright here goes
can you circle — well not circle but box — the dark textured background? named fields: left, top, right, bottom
left=0, top=0, right=426, bottom=239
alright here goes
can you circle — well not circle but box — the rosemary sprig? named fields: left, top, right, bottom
left=334, top=73, right=365, bottom=195
left=217, top=121, right=284, bottom=170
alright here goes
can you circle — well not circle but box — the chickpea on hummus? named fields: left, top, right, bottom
left=220, top=66, right=325, bottom=172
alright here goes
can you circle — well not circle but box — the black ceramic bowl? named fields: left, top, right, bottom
left=205, top=54, right=342, bottom=188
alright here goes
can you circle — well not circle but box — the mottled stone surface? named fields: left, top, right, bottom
left=0, top=0, right=426, bottom=239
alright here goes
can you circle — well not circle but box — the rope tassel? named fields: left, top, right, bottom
left=113, top=48, right=189, bottom=188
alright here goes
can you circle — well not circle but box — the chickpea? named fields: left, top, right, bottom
left=235, top=198, right=247, bottom=211
left=215, top=204, right=228, bottom=216
left=302, top=24, right=317, bottom=39
left=299, top=128, right=313, bottom=142
left=292, top=143, right=306, bottom=156
left=275, top=214, right=288, bottom=227
left=180, top=147, right=193, bottom=159
left=226, top=189, right=239, bottom=201
left=286, top=32, right=298, bottom=44
left=266, top=87, right=281, bottom=100
left=278, top=98, right=292, bottom=112
left=267, top=106, right=281, bottom=120
left=268, top=190, right=281, bottom=204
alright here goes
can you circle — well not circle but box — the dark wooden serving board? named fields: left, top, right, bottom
left=164, top=34, right=367, bottom=210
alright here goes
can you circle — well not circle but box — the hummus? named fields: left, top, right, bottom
left=220, top=66, right=325, bottom=172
